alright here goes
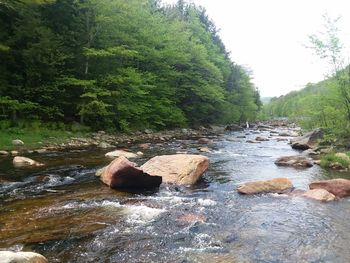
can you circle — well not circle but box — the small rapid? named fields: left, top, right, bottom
left=1, top=128, right=350, bottom=262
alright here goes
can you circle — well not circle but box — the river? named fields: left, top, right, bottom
left=1, top=128, right=350, bottom=262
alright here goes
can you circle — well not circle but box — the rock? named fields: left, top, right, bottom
left=309, top=178, right=350, bottom=197
left=144, top=129, right=153, bottom=134
left=197, top=138, right=212, bottom=144
left=274, top=156, right=313, bottom=168
left=177, top=214, right=207, bottom=222
left=98, top=142, right=112, bottom=149
left=33, top=149, right=47, bottom=154
left=291, top=128, right=324, bottom=150
left=100, top=156, right=161, bottom=189
left=0, top=251, right=48, bottom=263
left=199, top=147, right=210, bottom=153
left=13, top=156, right=44, bottom=167
left=319, top=147, right=333, bottom=154
left=95, top=166, right=106, bottom=176
left=225, top=124, right=243, bottom=131
left=12, top=139, right=24, bottom=146
left=136, top=151, right=144, bottom=156
left=236, top=135, right=246, bottom=138
left=11, top=151, right=19, bottom=156
left=314, top=160, right=321, bottom=165
left=329, top=162, right=345, bottom=170
left=246, top=140, right=260, bottom=143
left=105, top=149, right=138, bottom=159
left=237, top=178, right=293, bottom=194
left=302, top=189, right=336, bottom=202
left=278, top=131, right=298, bottom=137
left=0, top=150, right=9, bottom=155
left=141, top=154, right=209, bottom=185
left=255, top=136, right=269, bottom=141
left=138, top=143, right=151, bottom=150
left=257, top=124, right=274, bottom=130
left=302, top=149, right=319, bottom=156
left=276, top=138, right=289, bottom=142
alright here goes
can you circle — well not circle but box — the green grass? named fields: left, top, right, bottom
left=0, top=121, right=91, bottom=150
left=320, top=152, right=350, bottom=169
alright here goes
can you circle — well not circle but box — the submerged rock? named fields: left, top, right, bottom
left=309, top=178, right=350, bottom=198
left=291, top=128, right=324, bottom=150
left=13, top=156, right=44, bottom=167
left=255, top=136, right=269, bottom=141
left=101, top=156, right=161, bottom=189
left=199, top=147, right=210, bottom=153
left=0, top=251, right=48, bottom=263
left=197, top=138, right=212, bottom=144
left=141, top=154, right=209, bottom=185
left=274, top=156, right=313, bottom=168
left=302, top=189, right=336, bottom=202
left=237, top=178, right=293, bottom=194
left=105, top=149, right=138, bottom=159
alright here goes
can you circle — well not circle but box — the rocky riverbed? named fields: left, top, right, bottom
left=1, top=123, right=350, bottom=262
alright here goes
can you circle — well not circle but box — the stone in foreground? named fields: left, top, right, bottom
left=0, top=251, right=48, bottom=263
left=302, top=189, right=336, bottom=202
left=309, top=178, right=350, bottom=198
left=141, top=154, right=209, bottom=185
left=101, top=156, right=161, bottom=189
left=237, top=178, right=293, bottom=194
left=274, top=156, right=313, bottom=168
left=13, top=156, right=44, bottom=167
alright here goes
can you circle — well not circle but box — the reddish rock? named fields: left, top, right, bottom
left=138, top=143, right=151, bottom=150
left=100, top=156, right=161, bottom=189
left=302, top=189, right=336, bottom=202
left=237, top=178, right=293, bottom=194
left=309, top=178, right=350, bottom=198
left=141, top=154, right=209, bottom=185
left=274, top=156, right=313, bottom=168
left=198, top=138, right=212, bottom=144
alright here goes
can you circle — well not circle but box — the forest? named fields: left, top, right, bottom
left=0, top=0, right=261, bottom=132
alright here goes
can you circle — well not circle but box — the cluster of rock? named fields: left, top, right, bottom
left=237, top=177, right=350, bottom=202
left=98, top=154, right=209, bottom=189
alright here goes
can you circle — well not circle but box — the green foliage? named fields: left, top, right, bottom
left=320, top=152, right=350, bottom=169
left=0, top=0, right=261, bottom=131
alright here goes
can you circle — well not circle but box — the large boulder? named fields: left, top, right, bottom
left=274, top=156, right=313, bottom=168
left=291, top=128, right=324, bottom=150
left=302, top=189, right=336, bottom=202
left=105, top=149, right=138, bottom=159
left=225, top=124, right=243, bottom=131
left=100, top=156, right=161, bottom=189
left=141, top=154, right=209, bottom=185
left=0, top=251, right=48, bottom=263
left=13, top=156, right=44, bottom=167
left=237, top=178, right=293, bottom=194
left=309, top=178, right=350, bottom=198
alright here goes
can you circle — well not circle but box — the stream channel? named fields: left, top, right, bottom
left=1, top=127, right=350, bottom=262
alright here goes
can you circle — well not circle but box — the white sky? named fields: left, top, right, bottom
left=162, top=0, right=350, bottom=97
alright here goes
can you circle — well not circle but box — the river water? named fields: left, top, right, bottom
left=1, top=128, right=350, bottom=262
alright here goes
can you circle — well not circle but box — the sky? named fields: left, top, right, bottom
left=161, top=0, right=350, bottom=97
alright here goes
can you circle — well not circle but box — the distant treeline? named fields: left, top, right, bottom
left=0, top=0, right=261, bottom=131
left=263, top=66, right=350, bottom=134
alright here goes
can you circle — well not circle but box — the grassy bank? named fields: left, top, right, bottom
left=0, top=122, right=90, bottom=151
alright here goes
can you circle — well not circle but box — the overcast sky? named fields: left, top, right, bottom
left=162, top=0, right=350, bottom=97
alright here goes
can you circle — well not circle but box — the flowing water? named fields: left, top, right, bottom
left=1, top=129, right=350, bottom=262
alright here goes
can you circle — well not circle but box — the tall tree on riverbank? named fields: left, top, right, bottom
left=0, top=0, right=261, bottom=131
